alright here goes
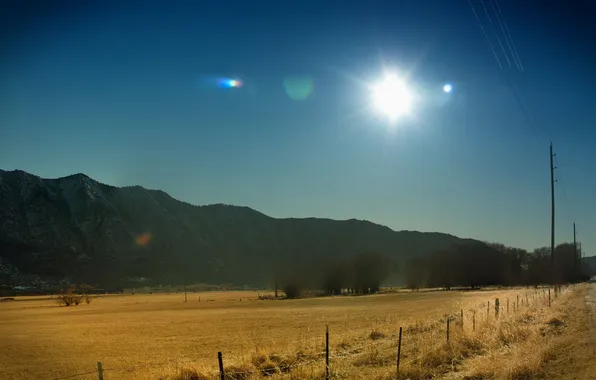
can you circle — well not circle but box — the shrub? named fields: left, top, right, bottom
left=56, top=288, right=84, bottom=307
left=369, top=330, right=386, bottom=340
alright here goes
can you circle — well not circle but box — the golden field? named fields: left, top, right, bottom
left=0, top=285, right=592, bottom=380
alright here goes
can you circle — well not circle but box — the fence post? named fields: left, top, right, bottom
left=218, top=352, right=224, bottom=380
left=486, top=301, right=489, bottom=322
left=526, top=293, right=529, bottom=306
left=507, top=298, right=509, bottom=315
left=461, top=309, right=464, bottom=331
left=396, top=327, right=402, bottom=376
left=446, top=318, right=450, bottom=345
left=548, top=289, right=551, bottom=307
left=97, top=362, right=103, bottom=380
left=325, top=325, right=330, bottom=380
left=517, top=294, right=519, bottom=310
left=495, top=298, right=500, bottom=318
left=473, top=310, right=476, bottom=332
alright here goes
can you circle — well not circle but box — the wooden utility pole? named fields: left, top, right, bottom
left=574, top=222, right=578, bottom=278
left=550, top=143, right=556, bottom=283
left=579, top=242, right=583, bottom=277
left=573, top=223, right=577, bottom=258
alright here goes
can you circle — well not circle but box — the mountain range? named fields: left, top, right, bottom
left=0, top=169, right=481, bottom=288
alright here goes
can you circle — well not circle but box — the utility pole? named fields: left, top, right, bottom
left=550, top=143, right=556, bottom=283
left=573, top=222, right=578, bottom=277
left=579, top=242, right=583, bottom=279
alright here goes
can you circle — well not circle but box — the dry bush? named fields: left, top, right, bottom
left=369, top=330, right=386, bottom=340
left=84, top=294, right=92, bottom=304
left=56, top=289, right=84, bottom=307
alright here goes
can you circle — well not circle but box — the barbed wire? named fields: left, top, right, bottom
left=52, top=370, right=98, bottom=380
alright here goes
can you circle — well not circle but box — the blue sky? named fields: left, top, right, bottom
left=2, top=0, right=595, bottom=254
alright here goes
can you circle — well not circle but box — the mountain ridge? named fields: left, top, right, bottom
left=0, top=169, right=475, bottom=288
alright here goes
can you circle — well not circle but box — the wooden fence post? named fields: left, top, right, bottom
left=461, top=309, right=464, bottom=331
left=473, top=310, right=476, bottom=332
left=97, top=362, right=103, bottom=380
left=396, top=327, right=402, bottom=376
left=446, top=318, right=450, bottom=345
left=517, top=295, right=519, bottom=310
left=218, top=352, right=224, bottom=380
left=507, top=298, right=509, bottom=315
left=325, top=325, right=330, bottom=380
left=495, top=298, right=500, bottom=318
left=548, top=289, right=551, bottom=307
left=526, top=293, right=529, bottom=306
left=486, top=301, right=489, bottom=322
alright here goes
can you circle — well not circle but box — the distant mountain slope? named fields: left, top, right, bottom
left=0, top=169, right=475, bottom=287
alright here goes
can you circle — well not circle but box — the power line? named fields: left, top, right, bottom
left=493, top=0, right=524, bottom=71
left=489, top=0, right=522, bottom=71
left=481, top=0, right=511, bottom=67
left=467, top=0, right=503, bottom=68
left=466, top=1, right=541, bottom=142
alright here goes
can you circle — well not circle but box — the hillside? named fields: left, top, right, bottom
left=0, top=169, right=475, bottom=288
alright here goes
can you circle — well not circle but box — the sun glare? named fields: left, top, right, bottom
left=371, top=74, right=412, bottom=121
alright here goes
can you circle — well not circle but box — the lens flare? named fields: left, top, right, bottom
left=283, top=76, right=314, bottom=100
left=443, top=84, right=453, bottom=93
left=219, top=78, right=243, bottom=88
left=135, top=232, right=152, bottom=246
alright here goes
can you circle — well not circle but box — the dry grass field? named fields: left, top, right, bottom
left=0, top=285, right=591, bottom=380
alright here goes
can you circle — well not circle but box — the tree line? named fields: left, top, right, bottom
left=405, top=241, right=589, bottom=290
left=276, top=241, right=589, bottom=299
left=277, top=252, right=396, bottom=298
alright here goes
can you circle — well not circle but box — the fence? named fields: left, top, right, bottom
left=49, top=285, right=571, bottom=380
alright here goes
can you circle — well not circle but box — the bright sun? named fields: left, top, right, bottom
left=371, top=73, right=412, bottom=121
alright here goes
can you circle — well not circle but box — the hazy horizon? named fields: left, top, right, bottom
left=2, top=0, right=595, bottom=255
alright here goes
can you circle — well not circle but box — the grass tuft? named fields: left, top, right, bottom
left=171, top=368, right=211, bottom=380
left=369, top=330, right=386, bottom=340
left=223, top=364, right=253, bottom=380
